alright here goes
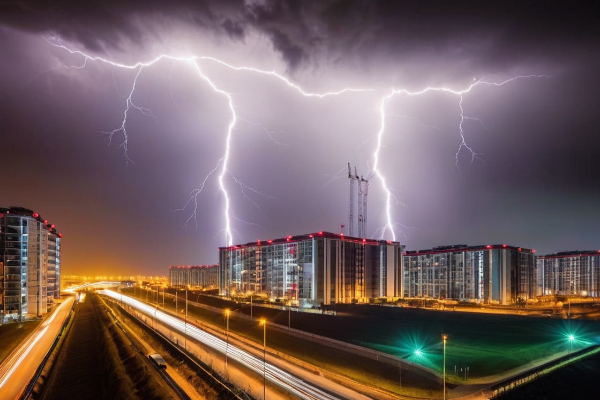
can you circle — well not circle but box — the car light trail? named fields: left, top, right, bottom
left=100, top=289, right=341, bottom=400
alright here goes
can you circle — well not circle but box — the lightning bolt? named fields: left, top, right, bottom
left=47, top=38, right=371, bottom=247
left=47, top=37, right=550, bottom=245
left=373, top=75, right=551, bottom=240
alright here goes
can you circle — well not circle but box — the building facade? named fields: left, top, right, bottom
left=219, top=232, right=403, bottom=307
left=0, top=207, right=61, bottom=322
left=169, top=265, right=219, bottom=288
left=404, top=244, right=536, bottom=305
left=536, top=251, right=600, bottom=297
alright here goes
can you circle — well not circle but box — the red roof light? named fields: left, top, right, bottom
left=33, top=213, right=39, bottom=218
left=267, top=240, right=273, bottom=244
left=318, top=231, right=323, bottom=236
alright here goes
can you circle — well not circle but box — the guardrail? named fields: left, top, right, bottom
left=490, top=345, right=600, bottom=398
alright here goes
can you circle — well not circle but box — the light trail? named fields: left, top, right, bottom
left=0, top=326, right=49, bottom=390
left=100, top=289, right=340, bottom=400
left=0, top=296, right=75, bottom=399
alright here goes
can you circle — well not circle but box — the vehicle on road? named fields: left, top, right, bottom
left=148, top=353, right=167, bottom=370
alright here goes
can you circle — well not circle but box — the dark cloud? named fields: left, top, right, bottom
left=1, top=1, right=597, bottom=78
left=1, top=1, right=599, bottom=274
left=221, top=18, right=245, bottom=40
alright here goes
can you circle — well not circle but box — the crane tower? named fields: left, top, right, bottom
left=348, top=163, right=369, bottom=238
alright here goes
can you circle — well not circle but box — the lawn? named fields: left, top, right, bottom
left=282, top=305, right=600, bottom=379
left=0, top=321, right=41, bottom=364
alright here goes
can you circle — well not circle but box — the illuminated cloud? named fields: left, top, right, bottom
left=0, top=1, right=598, bottom=274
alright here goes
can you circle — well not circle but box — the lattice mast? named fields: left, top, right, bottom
left=348, top=163, right=358, bottom=236
left=358, top=175, right=369, bottom=238
left=348, top=163, right=368, bottom=238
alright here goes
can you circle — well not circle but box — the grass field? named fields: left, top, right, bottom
left=0, top=321, right=41, bottom=364
left=274, top=305, right=600, bottom=379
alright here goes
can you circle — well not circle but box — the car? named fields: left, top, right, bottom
left=148, top=353, right=167, bottom=370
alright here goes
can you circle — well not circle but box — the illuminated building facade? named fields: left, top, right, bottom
left=0, top=207, right=61, bottom=322
left=218, top=232, right=403, bottom=307
left=536, top=251, right=600, bottom=297
left=403, top=244, right=536, bottom=305
left=169, top=265, right=219, bottom=288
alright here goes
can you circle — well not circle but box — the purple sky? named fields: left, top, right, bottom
left=1, top=1, right=599, bottom=276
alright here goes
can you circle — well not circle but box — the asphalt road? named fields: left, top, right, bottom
left=0, top=296, right=75, bottom=400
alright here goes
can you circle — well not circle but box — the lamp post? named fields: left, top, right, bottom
left=184, top=289, right=188, bottom=351
left=442, top=334, right=448, bottom=400
left=260, top=318, right=267, bottom=400
left=225, top=309, right=230, bottom=372
left=399, top=359, right=402, bottom=388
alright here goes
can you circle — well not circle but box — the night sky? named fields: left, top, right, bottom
left=1, top=1, right=599, bottom=276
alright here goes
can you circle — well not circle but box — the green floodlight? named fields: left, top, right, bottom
left=568, top=334, right=575, bottom=342
left=414, top=349, right=422, bottom=357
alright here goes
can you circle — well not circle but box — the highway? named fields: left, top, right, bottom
left=0, top=295, right=75, bottom=400
left=100, top=289, right=344, bottom=400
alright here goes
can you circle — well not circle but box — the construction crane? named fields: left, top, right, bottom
left=348, top=163, right=369, bottom=238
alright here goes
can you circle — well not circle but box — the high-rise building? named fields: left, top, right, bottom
left=537, top=251, right=600, bottom=297
left=0, top=207, right=61, bottom=322
left=404, top=244, right=536, bottom=305
left=219, top=231, right=403, bottom=307
left=168, top=265, right=219, bottom=288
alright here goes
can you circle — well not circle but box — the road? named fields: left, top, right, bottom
left=0, top=295, right=75, bottom=400
left=101, top=289, right=371, bottom=400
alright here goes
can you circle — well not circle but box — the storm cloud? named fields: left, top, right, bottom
left=1, top=1, right=599, bottom=275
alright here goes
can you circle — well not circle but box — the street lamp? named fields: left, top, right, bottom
left=260, top=318, right=267, bottom=400
left=184, top=289, right=188, bottom=351
left=442, top=334, right=448, bottom=400
left=225, top=309, right=230, bottom=372
left=568, top=334, right=575, bottom=355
